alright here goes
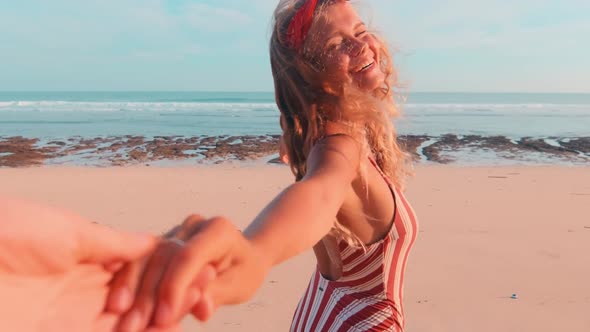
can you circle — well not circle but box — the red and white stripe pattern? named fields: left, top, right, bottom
left=290, top=160, right=419, bottom=332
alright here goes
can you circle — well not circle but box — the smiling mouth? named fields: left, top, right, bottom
left=355, top=61, right=375, bottom=73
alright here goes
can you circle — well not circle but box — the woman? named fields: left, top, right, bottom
left=107, top=1, right=419, bottom=331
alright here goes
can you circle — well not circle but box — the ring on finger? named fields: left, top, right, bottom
left=168, top=237, right=186, bottom=247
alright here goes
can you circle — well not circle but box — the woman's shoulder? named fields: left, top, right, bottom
left=306, top=132, right=364, bottom=180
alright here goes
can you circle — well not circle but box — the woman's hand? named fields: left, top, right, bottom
left=107, top=214, right=271, bottom=331
left=105, top=215, right=217, bottom=332
left=153, top=215, right=271, bottom=327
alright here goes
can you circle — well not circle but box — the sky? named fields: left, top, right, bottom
left=0, top=0, right=588, bottom=92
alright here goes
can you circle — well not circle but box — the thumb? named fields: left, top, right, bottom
left=76, top=221, right=156, bottom=265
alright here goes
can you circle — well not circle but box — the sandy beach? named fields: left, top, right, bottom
left=1, top=164, right=589, bottom=332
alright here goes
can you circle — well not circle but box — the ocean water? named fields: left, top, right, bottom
left=1, top=91, right=589, bottom=139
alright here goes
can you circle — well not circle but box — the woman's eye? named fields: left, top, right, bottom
left=328, top=40, right=342, bottom=50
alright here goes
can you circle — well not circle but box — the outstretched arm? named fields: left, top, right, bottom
left=244, top=134, right=360, bottom=266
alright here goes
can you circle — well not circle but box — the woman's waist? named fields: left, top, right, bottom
left=307, top=269, right=405, bottom=315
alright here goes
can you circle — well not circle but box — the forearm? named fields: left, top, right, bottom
left=243, top=178, right=343, bottom=267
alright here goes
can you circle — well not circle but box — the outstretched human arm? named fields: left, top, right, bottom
left=244, top=134, right=360, bottom=265
left=149, top=134, right=361, bottom=326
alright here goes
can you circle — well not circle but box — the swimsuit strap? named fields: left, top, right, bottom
left=368, top=156, right=393, bottom=187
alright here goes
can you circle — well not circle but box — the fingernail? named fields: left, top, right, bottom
left=112, top=287, right=131, bottom=311
left=121, top=309, right=142, bottom=332
left=186, top=287, right=201, bottom=308
left=155, top=302, right=171, bottom=325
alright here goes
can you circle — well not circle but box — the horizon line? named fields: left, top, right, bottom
left=1, top=90, right=590, bottom=94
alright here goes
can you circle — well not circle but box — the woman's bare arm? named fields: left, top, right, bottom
left=244, top=134, right=360, bottom=267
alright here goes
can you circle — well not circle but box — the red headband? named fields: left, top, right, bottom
left=286, top=0, right=319, bottom=50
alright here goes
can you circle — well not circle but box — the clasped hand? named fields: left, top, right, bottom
left=0, top=197, right=269, bottom=332
left=105, top=215, right=270, bottom=332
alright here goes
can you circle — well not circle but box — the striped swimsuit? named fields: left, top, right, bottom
left=290, top=159, right=419, bottom=331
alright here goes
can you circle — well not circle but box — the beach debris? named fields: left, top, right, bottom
left=510, top=293, right=518, bottom=300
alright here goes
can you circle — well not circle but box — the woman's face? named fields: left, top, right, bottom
left=307, top=2, right=386, bottom=93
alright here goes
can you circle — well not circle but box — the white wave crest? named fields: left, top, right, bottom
left=0, top=101, right=279, bottom=113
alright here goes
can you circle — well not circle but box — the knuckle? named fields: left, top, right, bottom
left=183, top=214, right=205, bottom=226
left=181, top=214, right=208, bottom=238
left=210, top=216, right=231, bottom=230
